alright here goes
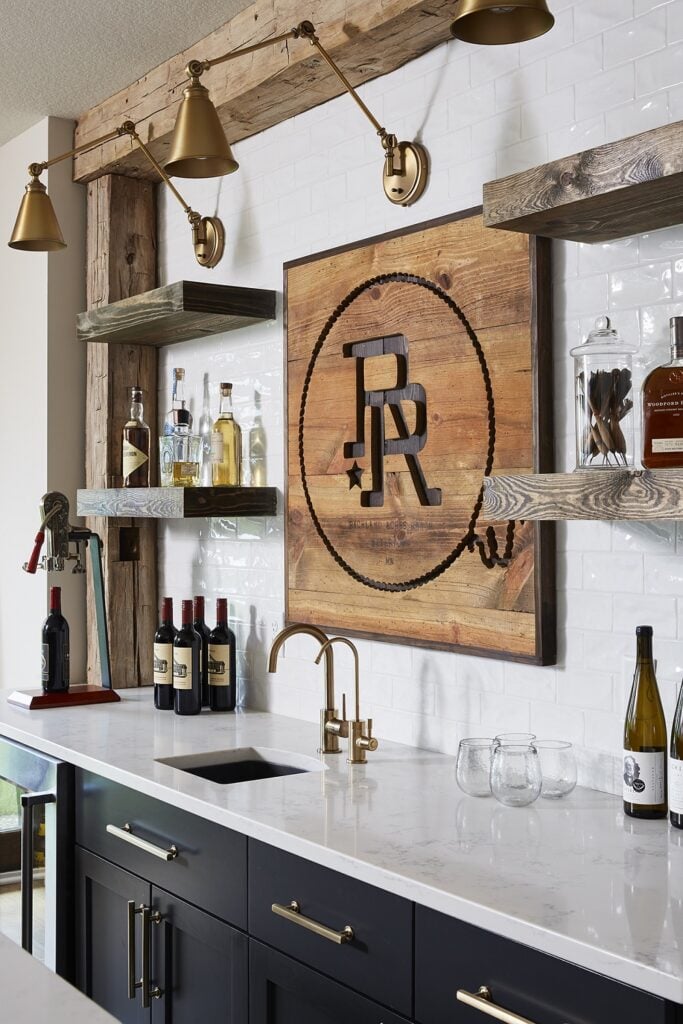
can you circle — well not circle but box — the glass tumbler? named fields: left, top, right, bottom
left=490, top=743, right=542, bottom=808
left=493, top=732, right=537, bottom=748
left=536, top=740, right=577, bottom=799
left=456, top=738, right=493, bottom=797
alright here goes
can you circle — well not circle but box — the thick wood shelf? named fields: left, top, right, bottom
left=482, top=470, right=683, bottom=521
left=77, top=280, right=276, bottom=347
left=483, top=121, right=683, bottom=244
left=77, top=486, right=277, bottom=519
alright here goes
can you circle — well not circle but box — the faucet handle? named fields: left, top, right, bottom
left=342, top=693, right=347, bottom=723
left=348, top=718, right=379, bottom=764
left=357, top=719, right=379, bottom=753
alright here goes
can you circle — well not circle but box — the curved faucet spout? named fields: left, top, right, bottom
left=268, top=623, right=335, bottom=713
left=316, top=637, right=360, bottom=723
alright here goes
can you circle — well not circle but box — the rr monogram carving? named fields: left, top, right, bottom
left=343, top=333, right=442, bottom=508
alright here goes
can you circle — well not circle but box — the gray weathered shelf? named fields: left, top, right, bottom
left=483, top=120, right=683, bottom=244
left=77, top=280, right=277, bottom=347
left=482, top=470, right=683, bottom=521
left=77, top=486, right=277, bottom=519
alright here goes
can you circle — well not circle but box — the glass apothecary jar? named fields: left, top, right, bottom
left=570, top=316, right=637, bottom=470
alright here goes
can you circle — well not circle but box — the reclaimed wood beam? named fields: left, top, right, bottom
left=73, top=0, right=452, bottom=183
left=483, top=121, right=683, bottom=244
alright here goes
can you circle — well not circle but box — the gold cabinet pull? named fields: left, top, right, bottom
left=107, top=822, right=178, bottom=861
left=457, top=987, right=537, bottom=1024
left=271, top=900, right=354, bottom=944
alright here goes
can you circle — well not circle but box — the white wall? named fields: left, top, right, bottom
left=158, top=0, right=683, bottom=794
left=0, top=117, right=85, bottom=688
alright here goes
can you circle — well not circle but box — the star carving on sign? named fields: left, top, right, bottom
left=346, top=460, right=364, bottom=489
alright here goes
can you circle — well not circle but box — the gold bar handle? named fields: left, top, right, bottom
left=457, top=987, right=537, bottom=1024
left=271, top=900, right=354, bottom=945
left=107, top=823, right=178, bottom=861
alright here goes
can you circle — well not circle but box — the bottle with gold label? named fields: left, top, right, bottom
left=154, top=597, right=176, bottom=710
left=122, top=386, right=150, bottom=487
left=211, top=383, right=242, bottom=485
left=643, top=317, right=683, bottom=468
left=208, top=598, right=236, bottom=711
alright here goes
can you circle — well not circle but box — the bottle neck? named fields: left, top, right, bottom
left=130, top=400, right=144, bottom=422
left=219, top=393, right=233, bottom=417
left=161, top=598, right=173, bottom=625
left=181, top=601, right=193, bottom=628
left=636, top=633, right=654, bottom=664
left=174, top=379, right=185, bottom=408
left=216, top=598, right=228, bottom=625
left=670, top=344, right=683, bottom=367
left=193, top=596, right=205, bottom=624
left=50, top=587, right=61, bottom=614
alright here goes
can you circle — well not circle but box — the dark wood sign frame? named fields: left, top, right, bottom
left=284, top=207, right=555, bottom=665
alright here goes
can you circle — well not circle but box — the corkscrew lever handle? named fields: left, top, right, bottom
left=23, top=530, right=45, bottom=574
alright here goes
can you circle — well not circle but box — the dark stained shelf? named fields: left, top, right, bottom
left=77, top=486, right=278, bottom=519
left=77, top=280, right=277, bottom=347
left=483, top=120, right=683, bottom=244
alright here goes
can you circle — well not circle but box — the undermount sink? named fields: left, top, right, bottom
left=156, top=746, right=324, bottom=785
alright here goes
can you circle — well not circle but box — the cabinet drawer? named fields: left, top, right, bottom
left=248, top=839, right=413, bottom=1017
left=75, top=769, right=246, bottom=928
left=415, top=905, right=671, bottom=1024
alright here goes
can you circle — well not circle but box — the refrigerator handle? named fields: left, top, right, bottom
left=20, top=791, right=56, bottom=954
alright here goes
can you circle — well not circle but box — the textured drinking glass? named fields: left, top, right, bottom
left=456, top=738, right=494, bottom=797
left=536, top=740, right=577, bottom=799
left=490, top=743, right=542, bottom=808
left=159, top=436, right=174, bottom=486
left=493, top=732, right=537, bottom=748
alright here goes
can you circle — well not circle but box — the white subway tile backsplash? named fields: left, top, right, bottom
left=157, top=1, right=683, bottom=798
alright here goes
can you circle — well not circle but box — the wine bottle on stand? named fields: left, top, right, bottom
left=670, top=679, right=683, bottom=829
left=42, top=585, right=69, bottom=693
left=154, top=597, right=176, bottom=710
left=193, top=595, right=211, bottom=707
left=208, top=598, right=236, bottom=712
left=173, top=600, right=201, bottom=716
left=623, top=625, right=667, bottom=819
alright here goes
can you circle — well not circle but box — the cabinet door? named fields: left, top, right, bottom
left=249, top=939, right=411, bottom=1024
left=75, top=846, right=150, bottom=1024
left=151, top=887, right=248, bottom=1024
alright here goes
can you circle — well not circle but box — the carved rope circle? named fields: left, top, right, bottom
left=298, top=273, right=496, bottom=592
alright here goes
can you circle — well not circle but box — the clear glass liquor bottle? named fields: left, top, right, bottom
left=642, top=318, right=683, bottom=468
left=211, top=383, right=242, bottom=485
left=164, top=368, right=192, bottom=435
left=122, top=386, right=150, bottom=487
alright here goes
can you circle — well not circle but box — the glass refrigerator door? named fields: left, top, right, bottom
left=0, top=777, right=47, bottom=963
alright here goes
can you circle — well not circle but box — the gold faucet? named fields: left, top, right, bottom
left=315, top=637, right=378, bottom=764
left=268, top=623, right=344, bottom=754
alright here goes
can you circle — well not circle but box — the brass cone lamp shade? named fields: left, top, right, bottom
left=8, top=179, right=66, bottom=251
left=165, top=80, right=238, bottom=178
left=451, top=0, right=554, bottom=44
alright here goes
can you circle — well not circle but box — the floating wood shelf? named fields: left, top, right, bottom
left=483, top=121, right=683, bottom=244
left=482, top=470, right=683, bottom=521
left=77, top=486, right=278, bottom=519
left=76, top=280, right=277, bottom=347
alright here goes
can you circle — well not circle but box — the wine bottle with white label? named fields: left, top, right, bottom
left=623, top=625, right=667, bottom=819
left=154, top=597, right=176, bottom=710
left=173, top=600, right=201, bottom=716
left=208, top=598, right=236, bottom=712
left=670, top=679, right=683, bottom=829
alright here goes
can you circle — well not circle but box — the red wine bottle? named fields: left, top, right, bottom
left=42, top=586, right=70, bottom=693
left=173, top=600, right=201, bottom=716
left=154, top=597, right=176, bottom=710
left=193, top=596, right=211, bottom=707
left=208, top=598, right=236, bottom=712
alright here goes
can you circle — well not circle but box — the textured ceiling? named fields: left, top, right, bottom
left=0, top=0, right=254, bottom=146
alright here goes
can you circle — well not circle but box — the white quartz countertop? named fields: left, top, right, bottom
left=0, top=691, right=681, bottom=1004
left=0, top=933, right=117, bottom=1023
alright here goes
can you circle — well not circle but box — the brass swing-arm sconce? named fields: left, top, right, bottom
left=165, top=20, right=428, bottom=207
left=8, top=120, right=225, bottom=267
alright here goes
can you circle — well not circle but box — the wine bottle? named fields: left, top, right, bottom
left=154, top=597, right=176, bottom=710
left=623, top=625, right=667, bottom=819
left=173, top=600, right=201, bottom=716
left=670, top=679, right=683, bottom=829
left=193, top=595, right=211, bottom=707
left=42, top=585, right=70, bottom=693
left=208, top=598, right=236, bottom=712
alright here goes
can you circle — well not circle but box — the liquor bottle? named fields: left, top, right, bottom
left=172, top=407, right=200, bottom=487
left=173, top=600, right=201, bottom=716
left=249, top=390, right=267, bottom=486
left=670, top=679, right=683, bottom=829
left=122, top=386, right=150, bottom=487
left=42, top=585, right=69, bottom=693
left=163, top=368, right=192, bottom=435
left=623, top=625, right=667, bottom=819
left=642, top=317, right=683, bottom=468
left=211, top=383, right=242, bottom=485
left=193, top=595, right=211, bottom=707
left=208, top=598, right=236, bottom=712
left=154, top=597, right=176, bottom=710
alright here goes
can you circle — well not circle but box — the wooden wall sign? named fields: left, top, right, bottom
left=285, top=209, right=555, bottom=664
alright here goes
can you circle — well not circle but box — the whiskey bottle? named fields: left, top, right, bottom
left=642, top=317, right=683, bottom=468
left=208, top=598, right=236, bottom=712
left=211, top=383, right=242, bottom=485
left=122, top=386, right=150, bottom=487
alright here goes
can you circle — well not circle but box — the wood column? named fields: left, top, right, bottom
left=85, top=174, right=158, bottom=687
